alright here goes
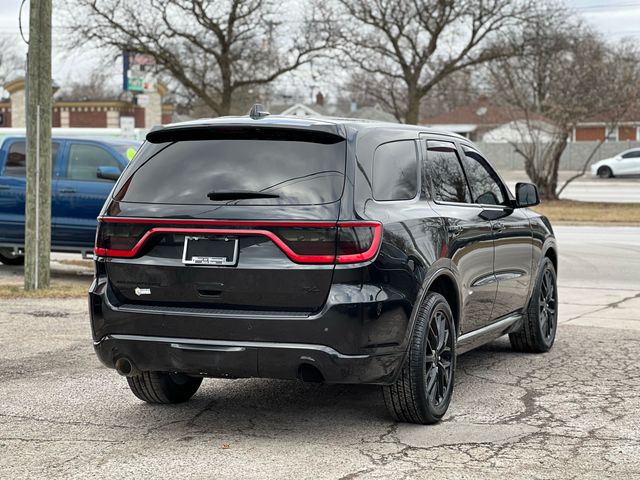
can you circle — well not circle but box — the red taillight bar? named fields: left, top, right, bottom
left=98, top=217, right=339, bottom=227
left=94, top=218, right=382, bottom=265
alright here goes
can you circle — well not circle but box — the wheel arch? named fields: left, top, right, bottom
left=425, top=271, right=461, bottom=336
left=544, top=245, right=558, bottom=274
left=407, top=266, right=463, bottom=341
left=390, top=266, right=462, bottom=385
left=597, top=164, right=614, bottom=176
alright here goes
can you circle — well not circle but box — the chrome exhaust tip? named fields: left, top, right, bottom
left=114, top=357, right=135, bottom=377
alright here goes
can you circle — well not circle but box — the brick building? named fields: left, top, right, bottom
left=0, top=78, right=173, bottom=130
left=572, top=111, right=640, bottom=142
left=422, top=96, right=640, bottom=142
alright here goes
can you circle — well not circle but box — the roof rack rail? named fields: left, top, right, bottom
left=248, top=103, right=270, bottom=119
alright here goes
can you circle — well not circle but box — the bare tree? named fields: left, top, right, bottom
left=334, top=0, right=533, bottom=124
left=63, top=0, right=335, bottom=116
left=56, top=70, right=120, bottom=101
left=490, top=9, right=640, bottom=199
left=0, top=37, right=26, bottom=91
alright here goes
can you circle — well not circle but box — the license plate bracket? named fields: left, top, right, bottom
left=182, top=236, right=239, bottom=266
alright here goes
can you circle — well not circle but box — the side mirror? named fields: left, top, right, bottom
left=96, top=166, right=121, bottom=181
left=515, top=182, right=540, bottom=208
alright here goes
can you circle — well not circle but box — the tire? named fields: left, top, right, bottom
left=0, top=248, right=25, bottom=266
left=597, top=166, right=614, bottom=178
left=126, top=371, right=202, bottom=404
left=383, top=292, right=456, bottom=424
left=510, top=257, right=558, bottom=353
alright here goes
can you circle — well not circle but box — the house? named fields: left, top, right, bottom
left=271, top=92, right=398, bottom=123
left=421, top=96, right=556, bottom=143
left=572, top=108, right=640, bottom=141
left=422, top=96, right=640, bottom=143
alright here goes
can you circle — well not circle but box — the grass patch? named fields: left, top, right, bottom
left=0, top=283, right=88, bottom=299
left=57, top=259, right=93, bottom=269
left=533, top=200, right=640, bottom=224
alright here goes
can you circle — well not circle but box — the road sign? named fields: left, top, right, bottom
left=127, top=75, right=144, bottom=92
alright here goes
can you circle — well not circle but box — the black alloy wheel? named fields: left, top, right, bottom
left=384, top=292, right=456, bottom=424
left=425, top=309, right=455, bottom=408
left=510, top=257, right=558, bottom=353
left=539, top=268, right=557, bottom=344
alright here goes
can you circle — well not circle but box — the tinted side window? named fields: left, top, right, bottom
left=460, top=150, right=507, bottom=206
left=372, top=140, right=418, bottom=201
left=2, top=142, right=60, bottom=177
left=425, top=141, right=470, bottom=203
left=622, top=150, right=640, bottom=158
left=4, top=142, right=26, bottom=176
left=67, top=144, right=121, bottom=181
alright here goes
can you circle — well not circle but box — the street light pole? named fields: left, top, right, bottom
left=24, top=0, right=52, bottom=290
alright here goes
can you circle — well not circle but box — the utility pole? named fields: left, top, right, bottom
left=24, top=0, right=52, bottom=290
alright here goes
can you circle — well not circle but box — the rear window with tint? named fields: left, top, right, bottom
left=117, top=137, right=346, bottom=205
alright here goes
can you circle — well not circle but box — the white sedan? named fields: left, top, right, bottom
left=591, top=148, right=640, bottom=178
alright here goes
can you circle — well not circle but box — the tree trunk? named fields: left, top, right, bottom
left=24, top=0, right=52, bottom=290
left=219, top=89, right=232, bottom=116
left=404, top=86, right=421, bottom=125
left=536, top=133, right=568, bottom=201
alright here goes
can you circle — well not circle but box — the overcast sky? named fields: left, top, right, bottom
left=1, top=0, right=640, bottom=94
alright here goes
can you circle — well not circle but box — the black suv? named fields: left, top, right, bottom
left=90, top=110, right=557, bottom=424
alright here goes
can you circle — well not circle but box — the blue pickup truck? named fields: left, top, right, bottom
left=0, top=136, right=139, bottom=265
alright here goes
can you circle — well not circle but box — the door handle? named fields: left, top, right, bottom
left=447, top=225, right=463, bottom=236
left=492, top=222, right=505, bottom=232
left=59, top=188, right=76, bottom=194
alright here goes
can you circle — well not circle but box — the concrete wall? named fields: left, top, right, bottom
left=10, top=89, right=25, bottom=128
left=475, top=141, right=640, bottom=171
left=144, top=91, right=162, bottom=129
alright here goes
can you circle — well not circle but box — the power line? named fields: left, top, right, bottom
left=604, top=29, right=640, bottom=35
left=573, top=2, right=640, bottom=11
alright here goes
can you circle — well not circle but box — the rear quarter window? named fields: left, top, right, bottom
left=372, top=140, right=418, bottom=201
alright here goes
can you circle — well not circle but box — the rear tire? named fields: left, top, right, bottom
left=126, top=371, right=202, bottom=404
left=597, top=166, right=614, bottom=178
left=510, top=258, right=557, bottom=353
left=383, top=292, right=456, bottom=424
left=0, top=248, right=24, bottom=266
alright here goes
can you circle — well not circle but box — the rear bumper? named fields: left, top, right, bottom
left=93, top=334, right=404, bottom=384
left=89, top=278, right=412, bottom=385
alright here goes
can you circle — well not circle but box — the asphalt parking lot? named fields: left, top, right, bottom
left=1, top=226, right=640, bottom=479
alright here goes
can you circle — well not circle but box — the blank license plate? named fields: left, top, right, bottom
left=182, top=236, right=238, bottom=266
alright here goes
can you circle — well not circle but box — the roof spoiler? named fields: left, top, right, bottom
left=145, top=124, right=345, bottom=144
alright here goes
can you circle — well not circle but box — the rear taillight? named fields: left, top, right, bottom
left=336, top=223, right=379, bottom=263
left=94, top=221, right=149, bottom=257
left=94, top=219, right=382, bottom=264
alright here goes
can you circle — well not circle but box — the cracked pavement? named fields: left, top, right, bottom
left=1, top=226, right=640, bottom=479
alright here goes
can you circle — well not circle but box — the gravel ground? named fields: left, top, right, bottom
left=1, top=227, right=639, bottom=479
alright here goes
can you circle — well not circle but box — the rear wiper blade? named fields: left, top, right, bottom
left=206, top=190, right=281, bottom=201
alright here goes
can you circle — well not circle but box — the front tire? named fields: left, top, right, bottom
left=383, top=292, right=456, bottom=424
left=0, top=248, right=24, bottom=266
left=126, top=371, right=202, bottom=404
left=597, top=166, right=614, bottom=178
left=510, top=258, right=558, bottom=353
